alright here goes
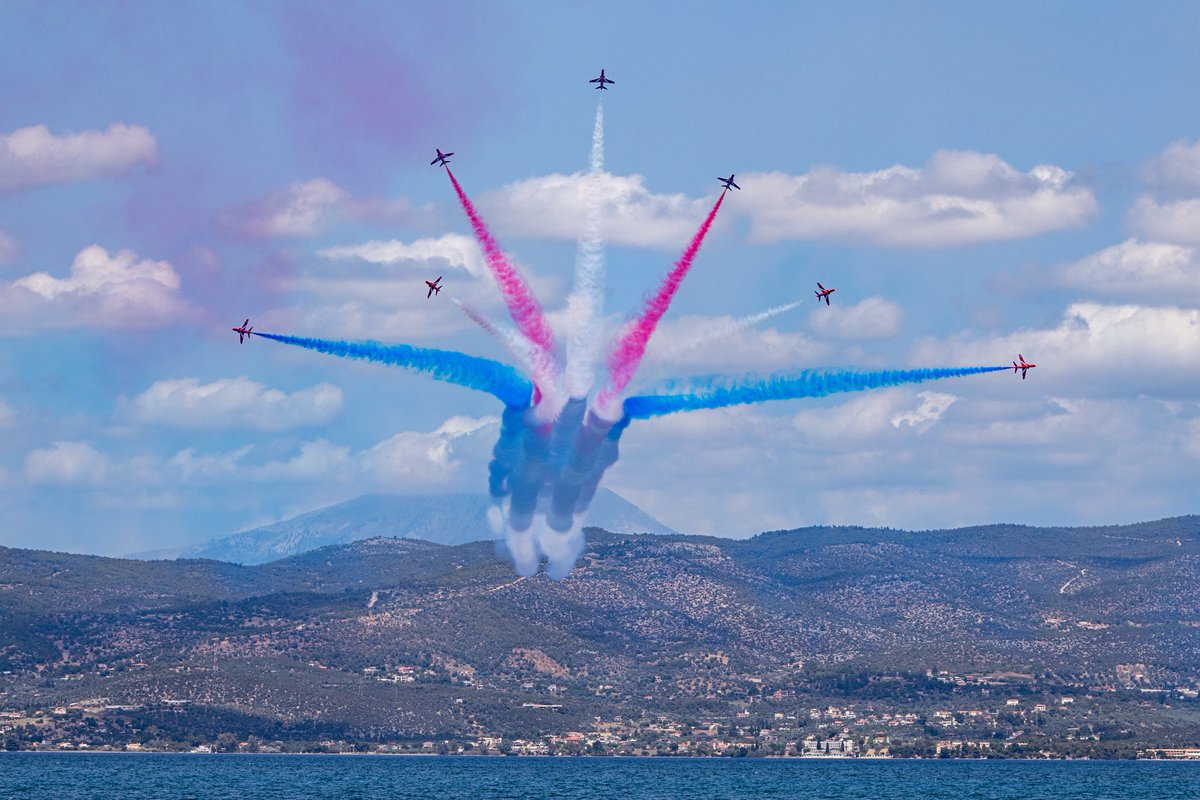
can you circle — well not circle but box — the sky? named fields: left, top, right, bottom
left=1, top=0, right=1199, bottom=556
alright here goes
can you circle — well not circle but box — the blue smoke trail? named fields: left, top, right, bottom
left=623, top=366, right=1007, bottom=419
left=253, top=332, right=533, bottom=408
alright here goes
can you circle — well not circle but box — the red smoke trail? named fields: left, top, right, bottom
left=446, top=168, right=558, bottom=360
left=595, top=191, right=726, bottom=417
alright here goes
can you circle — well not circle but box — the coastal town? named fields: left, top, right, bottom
left=5, top=663, right=1199, bottom=759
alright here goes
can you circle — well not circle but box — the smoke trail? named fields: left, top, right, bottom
left=454, top=300, right=537, bottom=374
left=623, top=366, right=1007, bottom=418
left=565, top=100, right=607, bottom=398
left=487, top=405, right=527, bottom=501
left=445, top=168, right=559, bottom=360
left=506, top=418, right=553, bottom=534
left=252, top=332, right=533, bottom=407
left=595, top=191, right=727, bottom=419
left=655, top=299, right=804, bottom=363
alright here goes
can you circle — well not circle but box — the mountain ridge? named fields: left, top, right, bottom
left=129, top=488, right=678, bottom=564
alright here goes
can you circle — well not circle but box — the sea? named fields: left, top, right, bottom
left=0, top=754, right=1195, bottom=800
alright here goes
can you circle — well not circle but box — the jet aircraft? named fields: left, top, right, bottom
left=718, top=174, right=740, bottom=192
left=232, top=319, right=253, bottom=344
left=1013, top=354, right=1036, bottom=380
left=589, top=69, right=615, bottom=89
left=430, top=148, right=453, bottom=167
left=814, top=282, right=835, bottom=305
left=425, top=276, right=443, bottom=298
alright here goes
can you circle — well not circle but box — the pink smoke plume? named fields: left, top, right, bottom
left=595, top=191, right=727, bottom=418
left=446, top=168, right=559, bottom=361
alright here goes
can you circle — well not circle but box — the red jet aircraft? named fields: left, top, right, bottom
left=425, top=276, right=443, bottom=298
left=589, top=69, right=615, bottom=90
left=1013, top=354, right=1036, bottom=380
left=814, top=282, right=835, bottom=305
left=718, top=174, right=740, bottom=192
left=430, top=148, right=453, bottom=167
left=232, top=319, right=253, bottom=344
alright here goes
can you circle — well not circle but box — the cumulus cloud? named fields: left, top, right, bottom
left=25, top=441, right=109, bottom=486
left=34, top=415, right=498, bottom=494
left=254, top=439, right=354, bottom=481
left=0, top=245, right=186, bottom=332
left=913, top=302, right=1200, bottom=399
left=272, top=234, right=561, bottom=342
left=1139, top=138, right=1200, bottom=195
left=1125, top=139, right=1200, bottom=245
left=809, top=296, right=904, bottom=340
left=1056, top=239, right=1200, bottom=303
left=0, top=230, right=17, bottom=264
left=733, top=150, right=1097, bottom=247
left=128, top=377, right=343, bottom=431
left=478, top=172, right=718, bottom=248
left=0, top=123, right=158, bottom=192
left=319, top=233, right=486, bottom=277
left=222, top=178, right=350, bottom=238
left=220, top=178, right=430, bottom=239
left=615, top=389, right=1199, bottom=537
left=891, top=391, right=957, bottom=432
left=359, top=415, right=497, bottom=485
left=1126, top=195, right=1200, bottom=246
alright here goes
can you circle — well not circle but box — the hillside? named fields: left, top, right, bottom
left=2, top=516, right=1198, bottom=753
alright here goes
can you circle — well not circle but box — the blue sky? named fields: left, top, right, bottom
left=2, top=1, right=1199, bottom=555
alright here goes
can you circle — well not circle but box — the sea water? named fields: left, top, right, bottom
left=0, top=753, right=1195, bottom=800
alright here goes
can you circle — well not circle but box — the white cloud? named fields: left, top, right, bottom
left=613, top=390, right=1199, bottom=538
left=1056, top=239, right=1200, bottom=303
left=319, top=233, right=486, bottom=277
left=0, top=245, right=186, bottom=332
left=912, top=302, right=1200, bottom=399
left=1126, top=195, right=1200, bottom=245
left=253, top=439, right=354, bottom=482
left=221, top=178, right=431, bottom=239
left=29, top=415, right=499, bottom=496
left=0, top=230, right=17, bottom=264
left=891, top=391, right=957, bottom=432
left=223, top=177, right=350, bottom=238
left=272, top=235, right=562, bottom=342
left=1139, top=138, right=1200, bottom=195
left=1126, top=139, right=1200, bottom=245
left=809, top=296, right=904, bottom=340
left=734, top=150, right=1097, bottom=247
left=129, top=377, right=343, bottom=431
left=359, top=415, right=497, bottom=485
left=478, top=172, right=718, bottom=248
left=0, top=396, right=14, bottom=427
left=25, top=441, right=109, bottom=486
left=0, top=123, right=158, bottom=192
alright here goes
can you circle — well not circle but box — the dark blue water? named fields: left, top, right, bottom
left=0, top=753, right=1195, bottom=800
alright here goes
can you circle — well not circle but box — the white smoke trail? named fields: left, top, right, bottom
left=505, top=514, right=540, bottom=577
left=535, top=518, right=584, bottom=580
left=564, top=100, right=607, bottom=398
left=455, top=299, right=564, bottom=417
left=655, top=299, right=804, bottom=363
left=454, top=299, right=537, bottom=374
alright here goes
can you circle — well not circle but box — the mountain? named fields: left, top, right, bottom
left=134, top=488, right=676, bottom=565
left=4, top=516, right=1198, bottom=754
